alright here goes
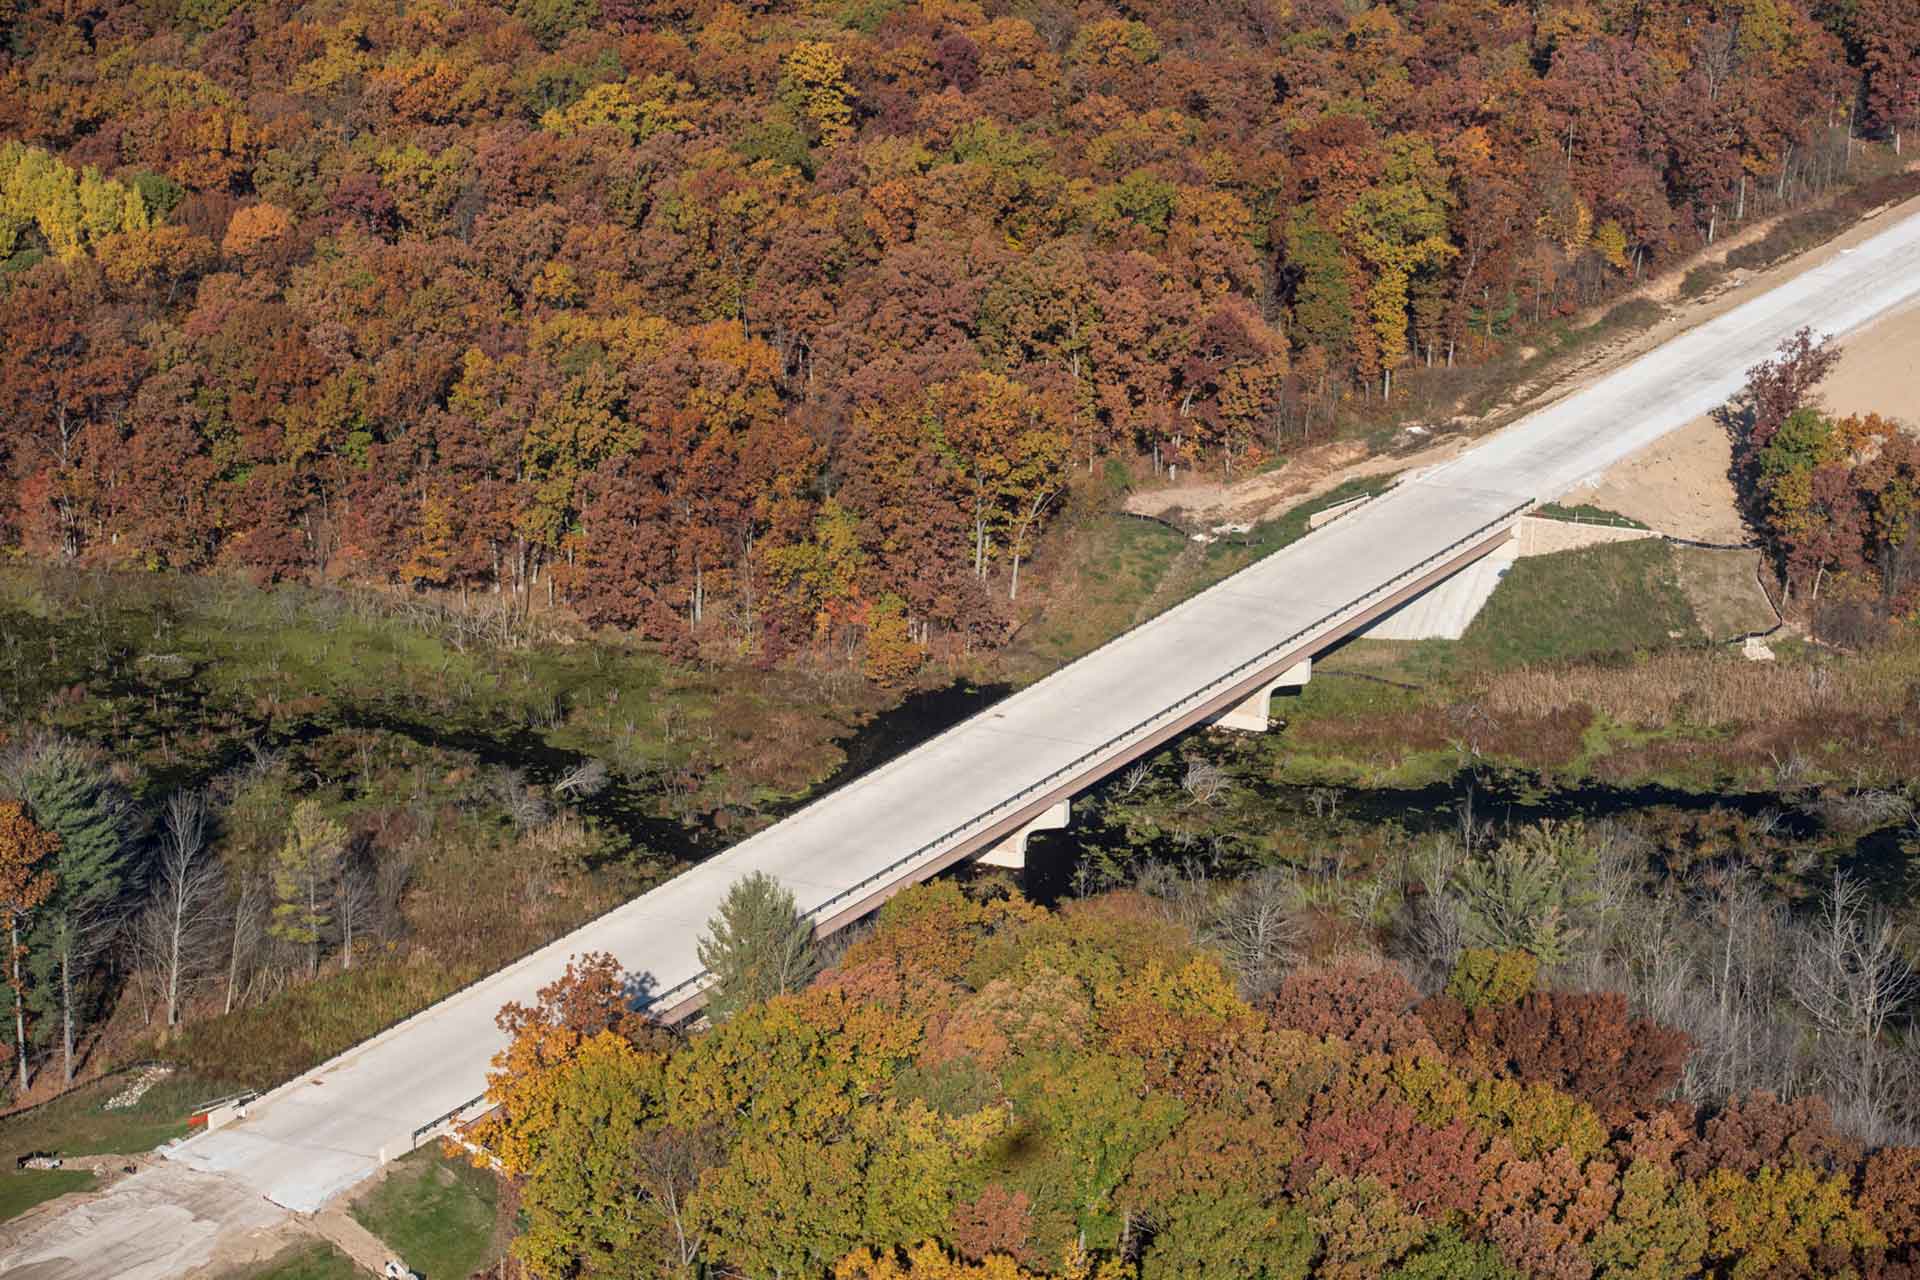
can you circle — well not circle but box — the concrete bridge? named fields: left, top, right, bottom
left=164, top=204, right=1920, bottom=1216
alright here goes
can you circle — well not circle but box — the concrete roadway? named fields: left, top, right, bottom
left=143, top=204, right=1920, bottom=1218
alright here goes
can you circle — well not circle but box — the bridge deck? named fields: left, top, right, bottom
left=169, top=205, right=1920, bottom=1213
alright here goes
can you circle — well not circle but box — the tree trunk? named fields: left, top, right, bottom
left=225, top=886, right=248, bottom=1016
left=165, top=904, right=181, bottom=1027
left=10, top=915, right=25, bottom=1092
left=307, top=871, right=319, bottom=979
left=60, top=945, right=74, bottom=1085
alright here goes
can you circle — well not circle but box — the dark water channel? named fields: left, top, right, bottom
left=44, top=618, right=1898, bottom=899
left=318, top=681, right=1905, bottom=899
left=334, top=679, right=1013, bottom=862
left=1022, top=753, right=1912, bottom=904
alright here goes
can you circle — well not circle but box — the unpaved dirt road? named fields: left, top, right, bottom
left=0, top=1163, right=286, bottom=1280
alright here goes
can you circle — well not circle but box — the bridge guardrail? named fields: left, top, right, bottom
left=218, top=490, right=1526, bottom=1157
left=647, top=496, right=1534, bottom=1013
left=411, top=1094, right=489, bottom=1150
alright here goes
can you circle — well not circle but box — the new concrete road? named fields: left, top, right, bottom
left=154, top=206, right=1920, bottom=1216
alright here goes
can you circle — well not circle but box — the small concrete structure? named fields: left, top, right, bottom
left=1514, top=515, right=1657, bottom=556
left=1308, top=495, right=1370, bottom=529
left=1362, top=532, right=1518, bottom=640
left=976, top=799, right=1070, bottom=870
left=1212, top=659, right=1311, bottom=732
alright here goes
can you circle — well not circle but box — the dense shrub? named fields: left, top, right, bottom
left=1420, top=989, right=1693, bottom=1118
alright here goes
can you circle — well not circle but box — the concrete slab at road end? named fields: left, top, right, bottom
left=0, top=1164, right=286, bottom=1280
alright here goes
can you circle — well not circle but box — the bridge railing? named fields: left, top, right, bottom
left=410, top=1093, right=490, bottom=1151
left=393, top=496, right=1531, bottom=1158
left=647, top=496, right=1533, bottom=1014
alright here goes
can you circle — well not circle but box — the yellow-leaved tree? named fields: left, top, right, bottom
left=0, top=142, right=149, bottom=262
left=780, top=40, right=856, bottom=147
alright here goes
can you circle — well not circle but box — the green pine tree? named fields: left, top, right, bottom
left=9, top=738, right=131, bottom=1085
left=695, top=871, right=817, bottom=1022
left=270, top=799, right=346, bottom=978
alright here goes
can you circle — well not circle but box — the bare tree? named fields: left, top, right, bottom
left=490, top=768, right=550, bottom=831
left=373, top=847, right=415, bottom=941
left=1792, top=874, right=1917, bottom=1142
left=553, top=759, right=610, bottom=800
left=1630, top=869, right=1803, bottom=1106
left=1205, top=869, right=1304, bottom=998
left=335, top=859, right=375, bottom=971
left=48, top=910, right=115, bottom=1083
left=223, top=871, right=265, bottom=1015
left=133, top=791, right=225, bottom=1027
left=1395, top=836, right=1466, bottom=991
left=633, top=1123, right=724, bottom=1277
left=1181, top=759, right=1229, bottom=808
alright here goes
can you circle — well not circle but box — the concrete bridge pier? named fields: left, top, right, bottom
left=1212, top=658, right=1311, bottom=732
left=975, top=798, right=1071, bottom=871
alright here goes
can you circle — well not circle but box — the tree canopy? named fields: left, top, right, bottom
left=0, top=0, right=1882, bottom=674
left=467, top=880, right=1920, bottom=1280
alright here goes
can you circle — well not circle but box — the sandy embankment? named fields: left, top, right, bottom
left=1563, top=296, right=1920, bottom=542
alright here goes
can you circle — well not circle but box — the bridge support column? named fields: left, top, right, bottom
left=1214, top=658, right=1311, bottom=732
left=976, top=799, right=1070, bottom=871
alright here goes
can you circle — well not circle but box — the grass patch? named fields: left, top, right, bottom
left=1670, top=546, right=1777, bottom=641
left=0, top=1167, right=94, bottom=1222
left=1455, top=540, right=1701, bottom=671
left=1017, top=513, right=1189, bottom=667
left=1534, top=503, right=1649, bottom=529
left=351, top=1147, right=501, bottom=1280
left=166, top=964, right=476, bottom=1090
left=1680, top=263, right=1729, bottom=298
left=1189, top=475, right=1399, bottom=591
left=0, top=1068, right=244, bottom=1166
left=220, top=1240, right=361, bottom=1280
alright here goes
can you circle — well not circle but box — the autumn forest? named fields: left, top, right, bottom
left=2, top=0, right=1920, bottom=1275
left=0, top=0, right=1913, bottom=672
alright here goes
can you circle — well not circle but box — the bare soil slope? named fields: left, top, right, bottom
left=1564, top=295, right=1920, bottom=540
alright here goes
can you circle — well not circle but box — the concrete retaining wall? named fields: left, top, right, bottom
left=1308, top=495, right=1370, bottom=528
